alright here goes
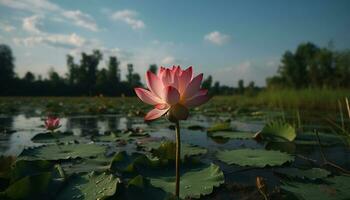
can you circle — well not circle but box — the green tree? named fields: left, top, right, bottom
left=0, top=44, right=15, bottom=93
left=238, top=79, right=244, bottom=94
left=23, top=71, right=35, bottom=83
left=149, top=64, right=158, bottom=74
left=202, top=75, right=213, bottom=90
left=107, top=56, right=120, bottom=83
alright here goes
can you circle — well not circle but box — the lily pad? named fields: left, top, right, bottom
left=150, top=163, right=224, bottom=199
left=207, top=122, right=232, bottom=133
left=209, top=131, right=253, bottom=140
left=57, top=172, right=120, bottom=200
left=281, top=176, right=350, bottom=200
left=216, top=149, right=294, bottom=167
left=140, top=141, right=208, bottom=160
left=275, top=168, right=330, bottom=180
left=31, top=132, right=82, bottom=144
left=255, top=121, right=296, bottom=142
left=120, top=175, right=172, bottom=200
left=0, top=172, right=52, bottom=199
left=19, top=143, right=107, bottom=161
left=92, top=131, right=149, bottom=142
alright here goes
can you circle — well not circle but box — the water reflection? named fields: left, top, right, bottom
left=0, top=114, right=135, bottom=156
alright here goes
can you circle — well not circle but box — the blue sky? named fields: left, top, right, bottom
left=0, top=0, right=349, bottom=86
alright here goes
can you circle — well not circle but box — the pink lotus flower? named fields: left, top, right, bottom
left=44, top=116, right=61, bottom=131
left=134, top=66, right=210, bottom=121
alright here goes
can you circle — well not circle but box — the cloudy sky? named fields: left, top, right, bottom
left=0, top=0, right=349, bottom=86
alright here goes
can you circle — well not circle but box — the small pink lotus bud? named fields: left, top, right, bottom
left=45, top=116, right=61, bottom=131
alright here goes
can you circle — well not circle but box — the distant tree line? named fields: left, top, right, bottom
left=1, top=42, right=347, bottom=96
left=267, top=42, right=350, bottom=89
left=0, top=44, right=260, bottom=96
left=0, top=44, right=144, bottom=96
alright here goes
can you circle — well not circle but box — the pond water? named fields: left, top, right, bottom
left=0, top=113, right=349, bottom=199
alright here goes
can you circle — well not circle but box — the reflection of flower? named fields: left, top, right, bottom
left=134, top=66, right=210, bottom=121
left=44, top=116, right=61, bottom=131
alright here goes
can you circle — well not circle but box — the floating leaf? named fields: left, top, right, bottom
left=275, top=168, right=330, bottom=180
left=216, top=149, right=294, bottom=167
left=109, top=152, right=161, bottom=176
left=150, top=163, right=224, bottom=199
left=141, top=141, right=207, bottom=160
left=209, top=131, right=253, bottom=140
left=255, top=120, right=296, bottom=142
left=0, top=156, right=16, bottom=179
left=0, top=172, right=52, bottom=199
left=31, top=132, right=83, bottom=144
left=57, top=172, right=120, bottom=200
left=120, top=175, right=171, bottom=200
left=19, top=144, right=107, bottom=161
left=281, top=176, right=350, bottom=200
left=207, top=122, right=232, bottom=133
left=10, top=159, right=54, bottom=183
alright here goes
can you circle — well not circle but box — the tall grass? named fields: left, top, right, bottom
left=209, top=88, right=350, bottom=111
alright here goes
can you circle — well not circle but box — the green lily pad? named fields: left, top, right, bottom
left=92, top=131, right=149, bottom=142
left=255, top=120, right=296, bottom=142
left=0, top=172, right=52, bottom=199
left=209, top=131, right=253, bottom=140
left=0, top=156, right=16, bottom=179
left=31, top=132, right=83, bottom=144
left=109, top=152, right=161, bottom=176
left=10, top=159, right=54, bottom=183
left=57, top=172, right=120, bottom=200
left=275, top=168, right=331, bottom=180
left=120, top=175, right=172, bottom=200
left=150, top=163, right=224, bottom=199
left=141, top=141, right=207, bottom=160
left=19, top=144, right=107, bottom=161
left=207, top=122, right=232, bottom=133
left=281, top=176, right=350, bottom=200
left=216, top=149, right=294, bottom=167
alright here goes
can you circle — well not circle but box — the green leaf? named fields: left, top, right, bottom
left=275, top=168, right=331, bottom=180
left=19, top=144, right=107, bottom=161
left=141, top=141, right=207, bottom=160
left=121, top=175, right=172, bottom=200
left=209, top=131, right=253, bottom=140
left=10, top=159, right=54, bottom=183
left=109, top=151, right=161, bottom=176
left=281, top=176, right=350, bottom=200
left=31, top=132, right=84, bottom=144
left=150, top=163, right=224, bottom=199
left=0, top=172, right=52, bottom=199
left=256, top=120, right=296, bottom=142
left=0, top=156, right=16, bottom=179
left=57, top=172, right=120, bottom=200
left=216, top=149, right=294, bottom=167
left=207, top=122, right=232, bottom=133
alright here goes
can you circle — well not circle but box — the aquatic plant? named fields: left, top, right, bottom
left=134, top=66, right=210, bottom=198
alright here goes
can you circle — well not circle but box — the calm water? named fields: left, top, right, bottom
left=0, top=113, right=349, bottom=190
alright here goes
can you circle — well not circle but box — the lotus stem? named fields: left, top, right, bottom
left=175, top=120, right=181, bottom=198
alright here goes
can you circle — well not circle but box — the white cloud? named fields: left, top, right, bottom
left=62, top=10, right=98, bottom=32
left=0, top=0, right=59, bottom=13
left=204, top=31, right=230, bottom=46
left=22, top=15, right=42, bottom=34
left=161, top=56, right=176, bottom=65
left=0, top=21, right=16, bottom=32
left=14, top=33, right=86, bottom=49
left=111, top=9, right=145, bottom=30
left=0, top=0, right=99, bottom=31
